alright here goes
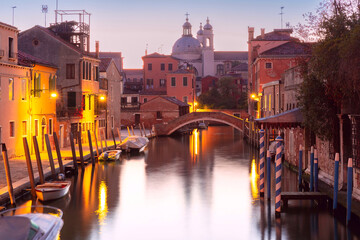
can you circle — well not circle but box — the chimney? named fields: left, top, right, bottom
left=248, top=27, right=254, bottom=41
left=95, top=41, right=99, bottom=58
left=261, top=28, right=265, bottom=39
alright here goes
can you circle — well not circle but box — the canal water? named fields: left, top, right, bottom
left=17, top=126, right=359, bottom=239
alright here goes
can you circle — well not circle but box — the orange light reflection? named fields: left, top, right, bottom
left=96, top=181, right=108, bottom=225
left=250, top=158, right=259, bottom=199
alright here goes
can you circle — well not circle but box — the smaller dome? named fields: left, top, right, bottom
left=183, top=21, right=192, bottom=28
left=197, top=23, right=203, bottom=35
left=204, top=17, right=212, bottom=30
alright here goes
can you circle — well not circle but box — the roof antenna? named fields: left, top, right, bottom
left=279, top=7, right=284, bottom=29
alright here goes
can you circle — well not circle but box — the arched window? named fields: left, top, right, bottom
left=206, top=38, right=210, bottom=47
left=216, top=64, right=224, bottom=76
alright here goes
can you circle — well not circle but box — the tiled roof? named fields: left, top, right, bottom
left=259, top=42, right=311, bottom=56
left=231, top=62, right=248, bottom=71
left=256, top=108, right=303, bottom=124
left=21, top=25, right=98, bottom=59
left=162, top=96, right=190, bottom=107
left=214, top=51, right=248, bottom=61
left=254, top=29, right=299, bottom=41
left=99, top=57, right=112, bottom=72
left=142, top=52, right=169, bottom=58
left=140, top=90, right=167, bottom=95
left=0, top=21, right=18, bottom=31
left=124, top=69, right=143, bottom=75
left=18, top=50, right=57, bottom=68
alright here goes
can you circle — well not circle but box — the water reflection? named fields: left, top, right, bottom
left=12, top=126, right=360, bottom=239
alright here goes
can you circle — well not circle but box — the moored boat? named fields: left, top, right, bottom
left=98, top=150, right=122, bottom=161
left=118, top=135, right=149, bottom=152
left=0, top=205, right=64, bottom=240
left=35, top=181, right=71, bottom=202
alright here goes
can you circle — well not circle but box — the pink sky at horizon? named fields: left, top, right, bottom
left=1, top=0, right=321, bottom=69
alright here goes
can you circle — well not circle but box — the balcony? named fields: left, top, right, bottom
left=57, top=107, right=83, bottom=118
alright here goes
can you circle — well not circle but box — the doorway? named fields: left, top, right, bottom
left=135, top=114, right=140, bottom=125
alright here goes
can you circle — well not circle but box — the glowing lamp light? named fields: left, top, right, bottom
left=251, top=93, right=256, bottom=99
left=99, top=95, right=106, bottom=101
left=50, top=92, right=57, bottom=98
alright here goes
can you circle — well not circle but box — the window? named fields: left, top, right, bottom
left=48, top=119, right=53, bottom=135
left=83, top=62, right=86, bottom=79
left=8, top=37, right=14, bottom=58
left=49, top=75, right=56, bottom=92
left=144, top=98, right=147, bottom=103
left=265, top=62, right=272, bottom=69
left=94, top=66, right=99, bottom=81
left=121, top=97, right=127, bottom=105
left=216, top=64, right=224, bottom=75
left=10, top=121, right=15, bottom=137
left=34, top=119, right=38, bottom=136
left=156, top=111, right=162, bottom=119
left=34, top=73, right=41, bottom=98
left=160, top=79, right=166, bottom=87
left=160, top=63, right=165, bottom=71
left=183, top=96, right=188, bottom=103
left=168, top=63, right=173, bottom=71
left=111, top=116, right=114, bottom=128
left=183, top=77, right=188, bottom=86
left=131, top=97, right=138, bottom=104
left=171, top=77, right=176, bottom=87
left=82, top=95, right=86, bottom=110
left=21, top=79, right=27, bottom=101
left=89, top=63, right=92, bottom=80
left=86, top=62, right=89, bottom=80
left=148, top=63, right=152, bottom=71
left=88, top=95, right=91, bottom=110
left=9, top=78, right=14, bottom=100
left=22, top=121, right=27, bottom=136
left=146, top=79, right=153, bottom=89
left=66, top=64, right=75, bottom=79
left=67, top=92, right=76, bottom=107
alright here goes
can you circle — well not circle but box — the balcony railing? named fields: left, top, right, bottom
left=57, top=107, right=83, bottom=118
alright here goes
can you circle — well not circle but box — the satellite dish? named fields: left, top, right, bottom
left=42, top=5, right=48, bottom=13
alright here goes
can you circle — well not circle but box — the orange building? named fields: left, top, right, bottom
left=247, top=28, right=310, bottom=118
left=166, top=69, right=196, bottom=108
left=142, top=53, right=179, bottom=93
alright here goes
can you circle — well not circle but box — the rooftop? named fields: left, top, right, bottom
left=18, top=51, right=57, bottom=68
left=214, top=51, right=248, bottom=61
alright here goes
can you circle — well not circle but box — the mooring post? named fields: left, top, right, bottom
left=111, top=129, right=117, bottom=149
left=142, top=123, right=147, bottom=137
left=314, top=149, right=319, bottom=192
left=2, top=143, right=16, bottom=205
left=259, top=126, right=265, bottom=197
left=98, top=128, right=104, bottom=153
left=53, top=132, right=64, bottom=174
left=275, top=133, right=283, bottom=218
left=23, top=137, right=36, bottom=197
left=347, top=158, right=353, bottom=225
left=69, top=132, right=78, bottom=170
left=333, top=153, right=339, bottom=210
left=117, top=128, right=122, bottom=143
left=32, top=136, right=45, bottom=184
left=103, top=128, right=108, bottom=151
left=310, top=146, right=314, bottom=192
left=139, top=124, right=143, bottom=137
left=45, top=134, right=56, bottom=179
left=93, top=131, right=100, bottom=161
left=127, top=126, right=131, bottom=136
left=131, top=125, right=135, bottom=136
left=267, top=150, right=271, bottom=201
left=77, top=134, right=85, bottom=168
left=87, top=130, right=95, bottom=165
left=298, top=145, right=303, bottom=192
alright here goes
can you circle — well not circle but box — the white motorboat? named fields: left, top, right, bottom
left=198, top=122, right=207, bottom=129
left=0, top=205, right=63, bottom=240
left=35, top=181, right=71, bottom=202
left=98, top=150, right=122, bottom=161
left=118, top=135, right=149, bottom=152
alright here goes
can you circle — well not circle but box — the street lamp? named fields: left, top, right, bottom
left=99, top=95, right=107, bottom=138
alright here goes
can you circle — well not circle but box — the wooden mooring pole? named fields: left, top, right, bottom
left=98, top=128, right=104, bottom=153
left=139, top=124, right=143, bottom=137
left=23, top=137, right=36, bottom=197
left=259, top=126, right=265, bottom=197
left=142, top=123, right=147, bottom=137
left=33, top=136, right=45, bottom=184
left=45, top=134, right=56, bottom=179
left=333, top=153, right=340, bottom=210
left=111, top=129, right=117, bottom=149
left=1, top=143, right=16, bottom=205
left=131, top=125, right=135, bottom=136
left=102, top=128, right=108, bottom=151
left=87, top=130, right=95, bottom=165
left=275, top=133, right=283, bottom=218
left=78, top=134, right=85, bottom=168
left=347, top=158, right=353, bottom=225
left=70, top=132, right=78, bottom=170
left=117, top=128, right=122, bottom=143
left=93, top=131, right=100, bottom=161
left=127, top=126, right=131, bottom=136
left=53, top=132, right=64, bottom=174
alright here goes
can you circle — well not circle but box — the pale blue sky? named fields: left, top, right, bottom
left=0, top=0, right=321, bottom=68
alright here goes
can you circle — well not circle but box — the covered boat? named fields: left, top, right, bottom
left=118, top=136, right=149, bottom=152
left=0, top=206, right=63, bottom=240
left=98, top=150, right=122, bottom=161
left=35, top=181, right=71, bottom=202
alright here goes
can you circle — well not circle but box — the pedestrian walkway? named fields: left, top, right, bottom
left=0, top=128, right=151, bottom=204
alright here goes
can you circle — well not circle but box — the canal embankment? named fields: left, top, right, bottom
left=0, top=128, right=153, bottom=206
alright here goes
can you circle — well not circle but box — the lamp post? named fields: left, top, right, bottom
left=99, top=95, right=107, bottom=138
left=250, top=93, right=261, bottom=118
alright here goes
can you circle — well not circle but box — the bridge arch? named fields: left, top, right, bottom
left=154, top=112, right=245, bottom=136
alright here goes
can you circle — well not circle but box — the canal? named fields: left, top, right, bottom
left=17, top=126, right=360, bottom=239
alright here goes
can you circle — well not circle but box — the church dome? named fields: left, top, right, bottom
left=204, top=17, right=212, bottom=30
left=172, top=36, right=202, bottom=60
left=197, top=23, right=203, bottom=35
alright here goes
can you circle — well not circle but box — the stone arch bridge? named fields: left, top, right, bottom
left=154, top=112, right=245, bottom=136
